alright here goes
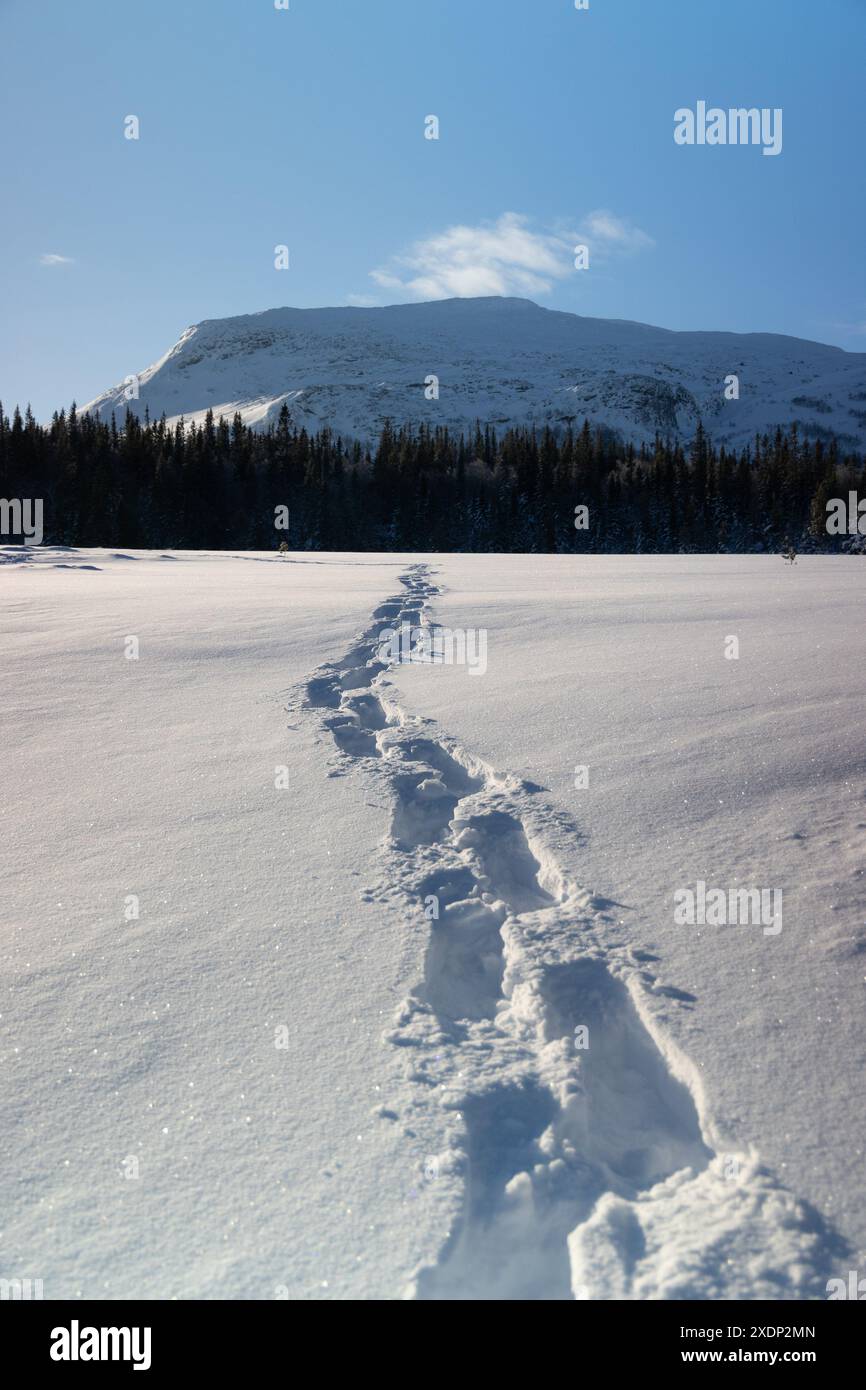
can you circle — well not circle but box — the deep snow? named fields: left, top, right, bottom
left=1, top=548, right=864, bottom=1299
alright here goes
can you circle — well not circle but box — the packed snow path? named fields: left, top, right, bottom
left=302, top=565, right=846, bottom=1300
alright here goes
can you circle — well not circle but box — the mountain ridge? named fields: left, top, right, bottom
left=82, top=297, right=866, bottom=451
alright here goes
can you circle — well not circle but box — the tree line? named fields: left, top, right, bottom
left=1, top=400, right=864, bottom=553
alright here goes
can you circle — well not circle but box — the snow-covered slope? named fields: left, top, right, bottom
left=82, top=298, right=866, bottom=451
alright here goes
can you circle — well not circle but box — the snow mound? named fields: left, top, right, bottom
left=569, top=1154, right=843, bottom=1301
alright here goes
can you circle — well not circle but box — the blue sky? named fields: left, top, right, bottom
left=1, top=0, right=864, bottom=419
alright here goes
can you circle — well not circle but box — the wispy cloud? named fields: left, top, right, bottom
left=366, top=210, right=653, bottom=302
left=370, top=213, right=569, bottom=300
left=576, top=209, right=654, bottom=256
left=39, top=253, right=74, bottom=266
left=822, top=306, right=866, bottom=337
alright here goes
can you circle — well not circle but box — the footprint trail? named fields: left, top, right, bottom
left=300, top=565, right=846, bottom=1300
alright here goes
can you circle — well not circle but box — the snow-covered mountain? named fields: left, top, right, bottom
left=83, top=297, right=866, bottom=451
